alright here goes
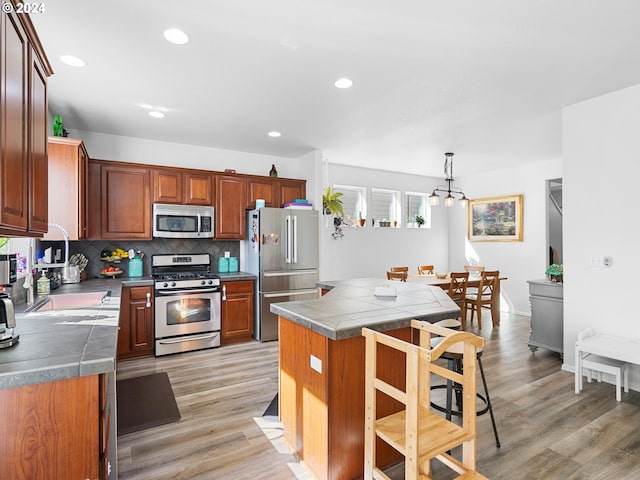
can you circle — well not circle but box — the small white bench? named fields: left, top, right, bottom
left=575, top=329, right=634, bottom=402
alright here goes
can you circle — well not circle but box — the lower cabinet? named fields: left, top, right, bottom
left=527, top=279, right=563, bottom=355
left=0, top=373, right=115, bottom=479
left=118, top=285, right=155, bottom=359
left=221, top=280, right=255, bottom=344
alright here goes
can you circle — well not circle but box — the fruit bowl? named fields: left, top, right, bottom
left=100, top=268, right=123, bottom=277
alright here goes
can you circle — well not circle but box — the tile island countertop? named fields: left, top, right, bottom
left=270, top=277, right=460, bottom=339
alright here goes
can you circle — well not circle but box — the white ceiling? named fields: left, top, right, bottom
left=31, top=1, right=640, bottom=177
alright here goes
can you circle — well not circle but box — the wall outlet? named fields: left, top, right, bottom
left=310, top=354, right=322, bottom=374
left=224, top=251, right=230, bottom=258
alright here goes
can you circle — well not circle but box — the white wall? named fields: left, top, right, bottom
left=68, top=129, right=307, bottom=179
left=448, top=159, right=562, bottom=316
left=562, top=83, right=640, bottom=385
left=317, top=162, right=449, bottom=281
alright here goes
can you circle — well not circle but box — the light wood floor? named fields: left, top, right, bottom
left=116, top=314, right=640, bottom=479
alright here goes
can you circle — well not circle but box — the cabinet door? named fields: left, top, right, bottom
left=0, top=12, right=29, bottom=232
left=215, top=174, right=246, bottom=239
left=221, top=280, right=254, bottom=344
left=118, top=285, right=154, bottom=359
left=246, top=176, right=277, bottom=209
left=27, top=49, right=48, bottom=233
left=0, top=375, right=99, bottom=479
left=44, top=138, right=88, bottom=240
left=278, top=178, right=306, bottom=207
left=86, top=160, right=102, bottom=239
left=101, top=165, right=151, bottom=239
left=153, top=169, right=183, bottom=204
left=185, top=172, right=212, bottom=205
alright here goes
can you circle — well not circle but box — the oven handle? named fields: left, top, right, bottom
left=155, top=288, right=221, bottom=295
left=158, top=332, right=220, bottom=344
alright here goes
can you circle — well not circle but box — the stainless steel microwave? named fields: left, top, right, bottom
left=152, top=203, right=215, bottom=238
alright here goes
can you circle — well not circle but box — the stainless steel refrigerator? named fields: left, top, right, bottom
left=246, top=207, right=319, bottom=341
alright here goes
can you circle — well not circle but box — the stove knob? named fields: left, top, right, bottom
left=163, top=282, right=168, bottom=288
left=171, top=282, right=176, bottom=287
left=201, top=280, right=206, bottom=285
left=208, top=280, right=214, bottom=285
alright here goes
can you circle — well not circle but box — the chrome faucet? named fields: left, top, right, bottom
left=33, top=223, right=71, bottom=282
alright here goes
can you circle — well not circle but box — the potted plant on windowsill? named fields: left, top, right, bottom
left=415, top=215, right=425, bottom=228
left=545, top=264, right=563, bottom=283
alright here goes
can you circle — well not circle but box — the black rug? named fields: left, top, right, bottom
left=263, top=393, right=278, bottom=417
left=117, top=372, right=181, bottom=435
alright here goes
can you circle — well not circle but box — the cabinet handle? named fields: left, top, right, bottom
left=222, top=285, right=227, bottom=301
left=146, top=292, right=151, bottom=308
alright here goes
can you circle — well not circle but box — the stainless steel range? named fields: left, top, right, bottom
left=152, top=253, right=221, bottom=356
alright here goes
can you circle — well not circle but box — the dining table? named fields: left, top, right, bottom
left=406, top=273, right=507, bottom=325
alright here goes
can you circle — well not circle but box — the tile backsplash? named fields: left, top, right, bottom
left=39, top=238, right=240, bottom=279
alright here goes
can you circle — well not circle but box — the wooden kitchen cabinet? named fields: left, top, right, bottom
left=215, top=174, right=247, bottom=239
left=221, top=280, right=254, bottom=344
left=118, top=284, right=155, bottom=359
left=100, top=162, right=152, bottom=239
left=246, top=175, right=278, bottom=208
left=0, top=7, right=52, bottom=237
left=44, top=137, right=89, bottom=240
left=153, top=168, right=213, bottom=206
left=0, top=375, right=102, bottom=479
left=278, top=178, right=306, bottom=206
left=245, top=176, right=307, bottom=209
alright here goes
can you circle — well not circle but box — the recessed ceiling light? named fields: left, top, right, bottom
left=268, top=131, right=281, bottom=138
left=163, top=28, right=190, bottom=45
left=334, top=78, right=353, bottom=89
left=148, top=111, right=166, bottom=118
left=60, top=55, right=86, bottom=67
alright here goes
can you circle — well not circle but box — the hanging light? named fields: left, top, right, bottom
left=428, top=152, right=468, bottom=208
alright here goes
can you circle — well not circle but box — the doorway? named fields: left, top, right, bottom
left=547, top=178, right=563, bottom=266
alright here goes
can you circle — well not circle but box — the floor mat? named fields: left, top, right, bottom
left=117, top=372, right=181, bottom=435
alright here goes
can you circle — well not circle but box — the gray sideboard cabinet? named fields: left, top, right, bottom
left=527, top=279, right=563, bottom=355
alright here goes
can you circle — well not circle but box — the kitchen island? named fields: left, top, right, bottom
left=270, top=277, right=460, bottom=480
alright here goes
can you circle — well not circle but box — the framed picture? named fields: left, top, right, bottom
left=468, top=194, right=523, bottom=242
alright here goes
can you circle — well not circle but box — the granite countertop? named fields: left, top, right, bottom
left=271, top=277, right=460, bottom=340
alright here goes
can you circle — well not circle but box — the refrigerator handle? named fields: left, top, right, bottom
left=292, top=215, right=298, bottom=263
left=285, top=214, right=292, bottom=264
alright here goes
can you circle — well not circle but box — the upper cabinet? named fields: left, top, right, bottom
left=246, top=176, right=307, bottom=210
left=44, top=137, right=88, bottom=240
left=153, top=168, right=212, bottom=206
left=215, top=174, right=246, bottom=239
left=277, top=178, right=306, bottom=206
left=87, top=160, right=152, bottom=240
left=0, top=7, right=52, bottom=237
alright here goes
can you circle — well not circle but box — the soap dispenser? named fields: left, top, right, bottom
left=36, top=271, right=50, bottom=296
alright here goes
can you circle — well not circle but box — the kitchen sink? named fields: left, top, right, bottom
left=28, top=291, right=109, bottom=312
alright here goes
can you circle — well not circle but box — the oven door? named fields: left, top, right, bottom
left=155, top=288, right=221, bottom=339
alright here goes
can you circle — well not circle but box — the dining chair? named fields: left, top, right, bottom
left=447, top=271, right=469, bottom=327
left=390, top=266, right=409, bottom=273
left=417, top=264, right=434, bottom=275
left=465, top=270, right=499, bottom=329
left=386, top=270, right=407, bottom=282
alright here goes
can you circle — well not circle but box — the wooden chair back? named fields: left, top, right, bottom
left=448, top=271, right=469, bottom=302
left=417, top=265, right=434, bottom=275
left=465, top=270, right=499, bottom=328
left=390, top=266, right=409, bottom=273
left=386, top=270, right=407, bottom=282
left=362, top=321, right=486, bottom=479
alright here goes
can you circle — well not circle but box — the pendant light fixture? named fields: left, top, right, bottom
left=428, top=152, right=468, bottom=208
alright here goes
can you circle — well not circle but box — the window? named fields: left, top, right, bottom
left=371, top=188, right=400, bottom=227
left=405, top=192, right=431, bottom=228
left=333, top=185, right=366, bottom=227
